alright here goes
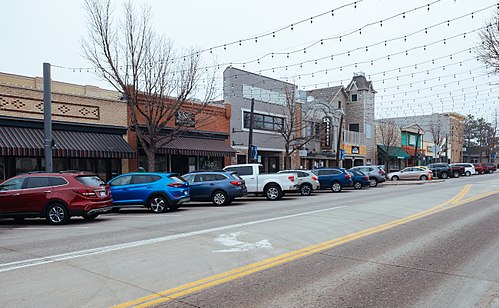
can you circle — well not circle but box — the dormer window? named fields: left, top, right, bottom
left=338, top=101, right=342, bottom=109
left=351, top=94, right=358, bottom=102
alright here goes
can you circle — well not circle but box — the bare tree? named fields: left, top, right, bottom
left=429, top=118, right=444, bottom=161
left=376, top=120, right=400, bottom=173
left=276, top=87, right=318, bottom=169
left=477, top=16, right=499, bottom=72
left=82, top=0, right=217, bottom=171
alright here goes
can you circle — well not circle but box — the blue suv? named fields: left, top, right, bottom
left=311, top=168, right=353, bottom=192
left=108, top=172, right=190, bottom=213
left=182, top=171, right=247, bottom=206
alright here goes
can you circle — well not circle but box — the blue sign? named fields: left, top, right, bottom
left=340, top=149, right=345, bottom=160
left=494, top=153, right=497, bottom=160
left=253, top=145, right=258, bottom=160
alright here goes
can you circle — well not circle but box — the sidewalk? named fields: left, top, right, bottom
left=383, top=179, right=446, bottom=186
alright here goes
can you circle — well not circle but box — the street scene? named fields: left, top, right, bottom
left=1, top=0, right=499, bottom=307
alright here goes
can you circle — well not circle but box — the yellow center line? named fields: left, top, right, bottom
left=115, top=184, right=499, bottom=308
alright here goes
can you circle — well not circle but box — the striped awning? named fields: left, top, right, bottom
left=155, top=136, right=236, bottom=157
left=0, top=126, right=135, bottom=158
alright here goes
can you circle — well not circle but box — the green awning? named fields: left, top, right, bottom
left=377, top=145, right=411, bottom=159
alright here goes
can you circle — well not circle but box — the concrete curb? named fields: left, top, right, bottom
left=383, top=179, right=446, bottom=186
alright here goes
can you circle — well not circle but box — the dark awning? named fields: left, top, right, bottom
left=155, top=136, right=236, bottom=157
left=377, top=145, right=411, bottom=159
left=0, top=126, right=135, bottom=158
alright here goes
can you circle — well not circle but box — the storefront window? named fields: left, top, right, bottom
left=15, top=157, right=39, bottom=174
left=96, top=159, right=106, bottom=181
left=0, top=157, right=5, bottom=181
left=188, top=156, right=197, bottom=172
left=199, top=156, right=222, bottom=170
left=53, top=158, right=68, bottom=172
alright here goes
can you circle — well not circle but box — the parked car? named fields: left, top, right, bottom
left=0, top=172, right=113, bottom=225
left=311, top=168, right=353, bottom=193
left=107, top=172, right=189, bottom=213
left=473, top=163, right=485, bottom=175
left=349, top=165, right=386, bottom=187
left=223, top=164, right=298, bottom=200
left=348, top=169, right=370, bottom=190
left=387, top=167, right=433, bottom=181
left=278, top=169, right=320, bottom=196
left=425, top=163, right=462, bottom=179
left=451, top=163, right=475, bottom=176
left=182, top=171, right=247, bottom=206
left=480, top=162, right=497, bottom=173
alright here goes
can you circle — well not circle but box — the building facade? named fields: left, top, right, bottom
left=0, top=72, right=134, bottom=182
left=224, top=67, right=296, bottom=173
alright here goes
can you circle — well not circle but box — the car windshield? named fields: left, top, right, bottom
left=76, top=175, right=105, bottom=187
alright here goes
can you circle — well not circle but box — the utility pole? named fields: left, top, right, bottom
left=445, top=134, right=449, bottom=163
left=43, top=63, right=53, bottom=172
left=247, top=98, right=255, bottom=163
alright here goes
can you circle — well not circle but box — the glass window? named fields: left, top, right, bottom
left=109, top=175, right=132, bottom=186
left=168, top=175, right=185, bottom=183
left=132, top=175, right=161, bottom=184
left=76, top=175, right=106, bottom=187
left=349, top=124, right=360, bottom=132
left=50, top=177, right=68, bottom=186
left=0, top=177, right=25, bottom=191
left=0, top=157, right=5, bottom=182
left=25, top=177, right=51, bottom=189
left=243, top=112, right=284, bottom=132
left=213, top=174, right=227, bottom=181
left=351, top=94, right=358, bottom=101
left=182, top=174, right=194, bottom=184
left=15, top=157, right=39, bottom=174
left=238, top=166, right=253, bottom=176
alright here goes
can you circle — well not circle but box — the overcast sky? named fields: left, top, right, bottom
left=1, top=0, right=498, bottom=124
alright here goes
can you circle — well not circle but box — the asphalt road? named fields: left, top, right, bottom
left=1, top=173, right=498, bottom=307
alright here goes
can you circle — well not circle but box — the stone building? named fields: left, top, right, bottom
left=0, top=72, right=134, bottom=181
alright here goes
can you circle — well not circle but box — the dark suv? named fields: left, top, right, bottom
left=0, top=172, right=113, bottom=224
left=427, top=163, right=462, bottom=179
left=311, top=168, right=353, bottom=193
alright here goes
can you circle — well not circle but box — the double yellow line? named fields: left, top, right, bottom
left=116, top=184, right=497, bottom=308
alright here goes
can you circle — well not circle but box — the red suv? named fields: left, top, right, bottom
left=0, top=172, right=113, bottom=224
left=480, top=163, right=497, bottom=174
left=473, top=163, right=485, bottom=175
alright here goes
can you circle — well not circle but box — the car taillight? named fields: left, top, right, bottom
left=168, top=183, right=184, bottom=188
left=74, top=188, right=97, bottom=197
left=230, top=181, right=241, bottom=186
left=344, top=174, right=351, bottom=179
left=364, top=176, right=369, bottom=180
left=311, top=175, right=318, bottom=181
left=429, top=171, right=433, bottom=174
left=288, top=175, right=295, bottom=182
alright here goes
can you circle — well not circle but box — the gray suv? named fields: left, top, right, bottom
left=350, top=165, right=386, bottom=187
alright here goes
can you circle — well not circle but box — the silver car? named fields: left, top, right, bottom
left=350, top=165, right=386, bottom=187
left=278, top=170, right=320, bottom=196
left=387, top=167, right=433, bottom=181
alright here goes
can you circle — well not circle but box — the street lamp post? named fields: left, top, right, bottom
left=334, top=108, right=345, bottom=168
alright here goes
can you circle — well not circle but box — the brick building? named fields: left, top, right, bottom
left=127, top=97, right=235, bottom=175
left=0, top=72, right=134, bottom=181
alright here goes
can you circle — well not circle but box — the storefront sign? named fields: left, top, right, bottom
left=321, top=116, right=332, bottom=149
left=351, top=146, right=359, bottom=154
left=175, top=111, right=196, bottom=127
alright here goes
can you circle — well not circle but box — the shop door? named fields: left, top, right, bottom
left=268, top=157, right=279, bottom=173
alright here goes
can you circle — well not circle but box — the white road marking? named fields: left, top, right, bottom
left=16, top=227, right=90, bottom=230
left=110, top=215, right=183, bottom=218
left=213, top=232, right=272, bottom=253
left=0, top=205, right=347, bottom=273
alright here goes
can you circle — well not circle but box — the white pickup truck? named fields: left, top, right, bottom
left=224, top=164, right=299, bottom=200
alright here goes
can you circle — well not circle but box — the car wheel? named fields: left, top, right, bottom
left=441, top=172, right=448, bottom=179
left=331, top=182, right=342, bottom=193
left=420, top=175, right=428, bottom=180
left=465, top=171, right=471, bottom=176
left=149, top=195, right=168, bottom=213
left=369, top=178, right=378, bottom=187
left=46, top=203, right=70, bottom=225
left=82, top=213, right=99, bottom=220
left=453, top=171, right=460, bottom=178
left=212, top=190, right=229, bottom=206
left=299, top=183, right=313, bottom=196
left=265, top=185, right=282, bottom=200
left=354, top=181, right=362, bottom=190
left=391, top=176, right=399, bottom=181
